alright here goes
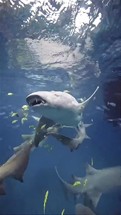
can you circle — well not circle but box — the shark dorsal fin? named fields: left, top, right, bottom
left=86, top=164, right=98, bottom=175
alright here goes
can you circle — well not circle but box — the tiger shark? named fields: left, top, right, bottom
left=26, top=86, right=99, bottom=127
left=0, top=139, right=33, bottom=195
left=55, top=164, right=121, bottom=208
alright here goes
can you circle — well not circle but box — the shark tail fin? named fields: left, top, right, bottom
left=79, top=86, right=99, bottom=110
left=55, top=166, right=69, bottom=186
left=0, top=181, right=6, bottom=195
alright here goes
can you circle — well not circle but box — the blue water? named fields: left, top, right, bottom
left=0, top=1, right=121, bottom=215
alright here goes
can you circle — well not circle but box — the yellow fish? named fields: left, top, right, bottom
left=43, top=190, right=49, bottom=214
left=40, top=124, right=46, bottom=130
left=7, top=92, right=13, bottom=96
left=72, top=181, right=81, bottom=187
left=21, top=117, right=28, bottom=124
left=12, top=120, right=18, bottom=124
left=21, top=105, right=29, bottom=111
left=61, top=209, right=65, bottom=215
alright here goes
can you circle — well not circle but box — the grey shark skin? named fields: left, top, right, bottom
left=75, top=203, right=96, bottom=215
left=26, top=87, right=99, bottom=126
left=0, top=140, right=32, bottom=194
left=55, top=165, right=121, bottom=208
left=49, top=122, right=91, bottom=151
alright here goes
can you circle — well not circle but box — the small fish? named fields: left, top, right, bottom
left=61, top=209, right=65, bottom=215
left=107, top=102, right=116, bottom=107
left=21, top=105, right=29, bottom=111
left=7, top=92, right=14, bottom=96
left=40, top=124, right=46, bottom=130
left=29, top=125, right=36, bottom=129
left=10, top=112, right=19, bottom=117
left=43, top=190, right=49, bottom=214
left=73, top=181, right=81, bottom=187
left=21, top=117, right=28, bottom=124
left=12, top=120, right=18, bottom=124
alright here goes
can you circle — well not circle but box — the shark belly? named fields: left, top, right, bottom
left=32, top=106, right=81, bottom=126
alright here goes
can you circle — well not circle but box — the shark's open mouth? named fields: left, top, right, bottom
left=26, top=95, right=46, bottom=107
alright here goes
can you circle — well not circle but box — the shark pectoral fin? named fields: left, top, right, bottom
left=0, top=182, right=6, bottom=195
left=87, top=190, right=102, bottom=208
left=86, top=164, right=98, bottom=175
